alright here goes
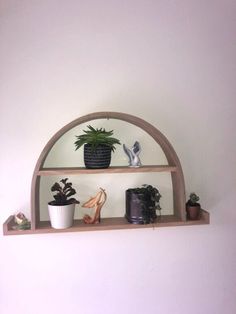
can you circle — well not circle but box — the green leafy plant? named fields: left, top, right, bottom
left=49, top=178, right=80, bottom=206
left=187, top=193, right=200, bottom=206
left=141, top=184, right=162, bottom=222
left=74, top=125, right=121, bottom=152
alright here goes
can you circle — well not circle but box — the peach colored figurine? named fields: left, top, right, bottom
left=82, top=188, right=107, bottom=224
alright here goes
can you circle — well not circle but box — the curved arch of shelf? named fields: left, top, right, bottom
left=30, top=112, right=186, bottom=230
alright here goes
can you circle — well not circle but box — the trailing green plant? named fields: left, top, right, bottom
left=141, top=184, right=162, bottom=223
left=186, top=193, right=200, bottom=206
left=49, top=178, right=80, bottom=206
left=74, top=125, right=121, bottom=152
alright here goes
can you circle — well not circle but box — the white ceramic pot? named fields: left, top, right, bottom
left=48, top=203, right=75, bottom=229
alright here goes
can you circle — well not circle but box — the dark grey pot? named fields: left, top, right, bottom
left=125, top=189, right=157, bottom=224
left=84, top=144, right=112, bottom=169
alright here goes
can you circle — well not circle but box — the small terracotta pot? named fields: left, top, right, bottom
left=186, top=204, right=201, bottom=220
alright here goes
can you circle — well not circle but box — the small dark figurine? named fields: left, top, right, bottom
left=49, top=178, right=80, bottom=206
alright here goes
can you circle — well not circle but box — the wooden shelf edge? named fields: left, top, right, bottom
left=3, top=209, right=210, bottom=236
left=3, top=215, right=15, bottom=235
left=38, top=165, right=177, bottom=176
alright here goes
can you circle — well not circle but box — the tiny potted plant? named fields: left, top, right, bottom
left=48, top=178, right=80, bottom=229
left=125, top=184, right=161, bottom=224
left=186, top=192, right=201, bottom=220
left=74, top=125, right=121, bottom=169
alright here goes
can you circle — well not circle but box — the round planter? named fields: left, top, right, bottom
left=48, top=203, right=75, bottom=229
left=125, top=190, right=157, bottom=224
left=186, top=204, right=201, bottom=220
left=84, top=144, right=112, bottom=169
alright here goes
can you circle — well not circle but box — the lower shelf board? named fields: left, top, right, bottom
left=3, top=209, right=209, bottom=235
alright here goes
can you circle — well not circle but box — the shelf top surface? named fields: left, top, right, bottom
left=38, top=165, right=177, bottom=175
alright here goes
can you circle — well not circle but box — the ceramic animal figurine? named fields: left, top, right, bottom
left=14, top=212, right=31, bottom=230
left=82, top=188, right=107, bottom=224
left=123, top=141, right=142, bottom=167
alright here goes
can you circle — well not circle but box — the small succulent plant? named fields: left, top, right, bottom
left=49, top=178, right=80, bottom=206
left=187, top=193, right=200, bottom=206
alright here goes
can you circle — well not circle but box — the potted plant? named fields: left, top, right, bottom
left=125, top=184, right=161, bottom=224
left=48, top=178, right=80, bottom=229
left=186, top=192, right=201, bottom=220
left=74, top=125, right=121, bottom=169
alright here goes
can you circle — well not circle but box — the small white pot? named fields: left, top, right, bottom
left=48, top=203, right=75, bottom=229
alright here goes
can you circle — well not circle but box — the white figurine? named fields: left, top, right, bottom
left=123, top=141, right=142, bottom=167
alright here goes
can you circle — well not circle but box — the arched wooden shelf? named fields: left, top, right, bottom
left=3, top=112, right=209, bottom=235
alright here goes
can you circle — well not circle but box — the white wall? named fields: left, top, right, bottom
left=1, top=1, right=236, bottom=313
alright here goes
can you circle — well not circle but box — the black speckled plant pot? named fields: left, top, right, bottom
left=125, top=189, right=157, bottom=224
left=84, top=144, right=112, bottom=169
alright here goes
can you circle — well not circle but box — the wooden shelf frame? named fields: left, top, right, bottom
left=31, top=112, right=186, bottom=230
left=3, top=111, right=209, bottom=235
